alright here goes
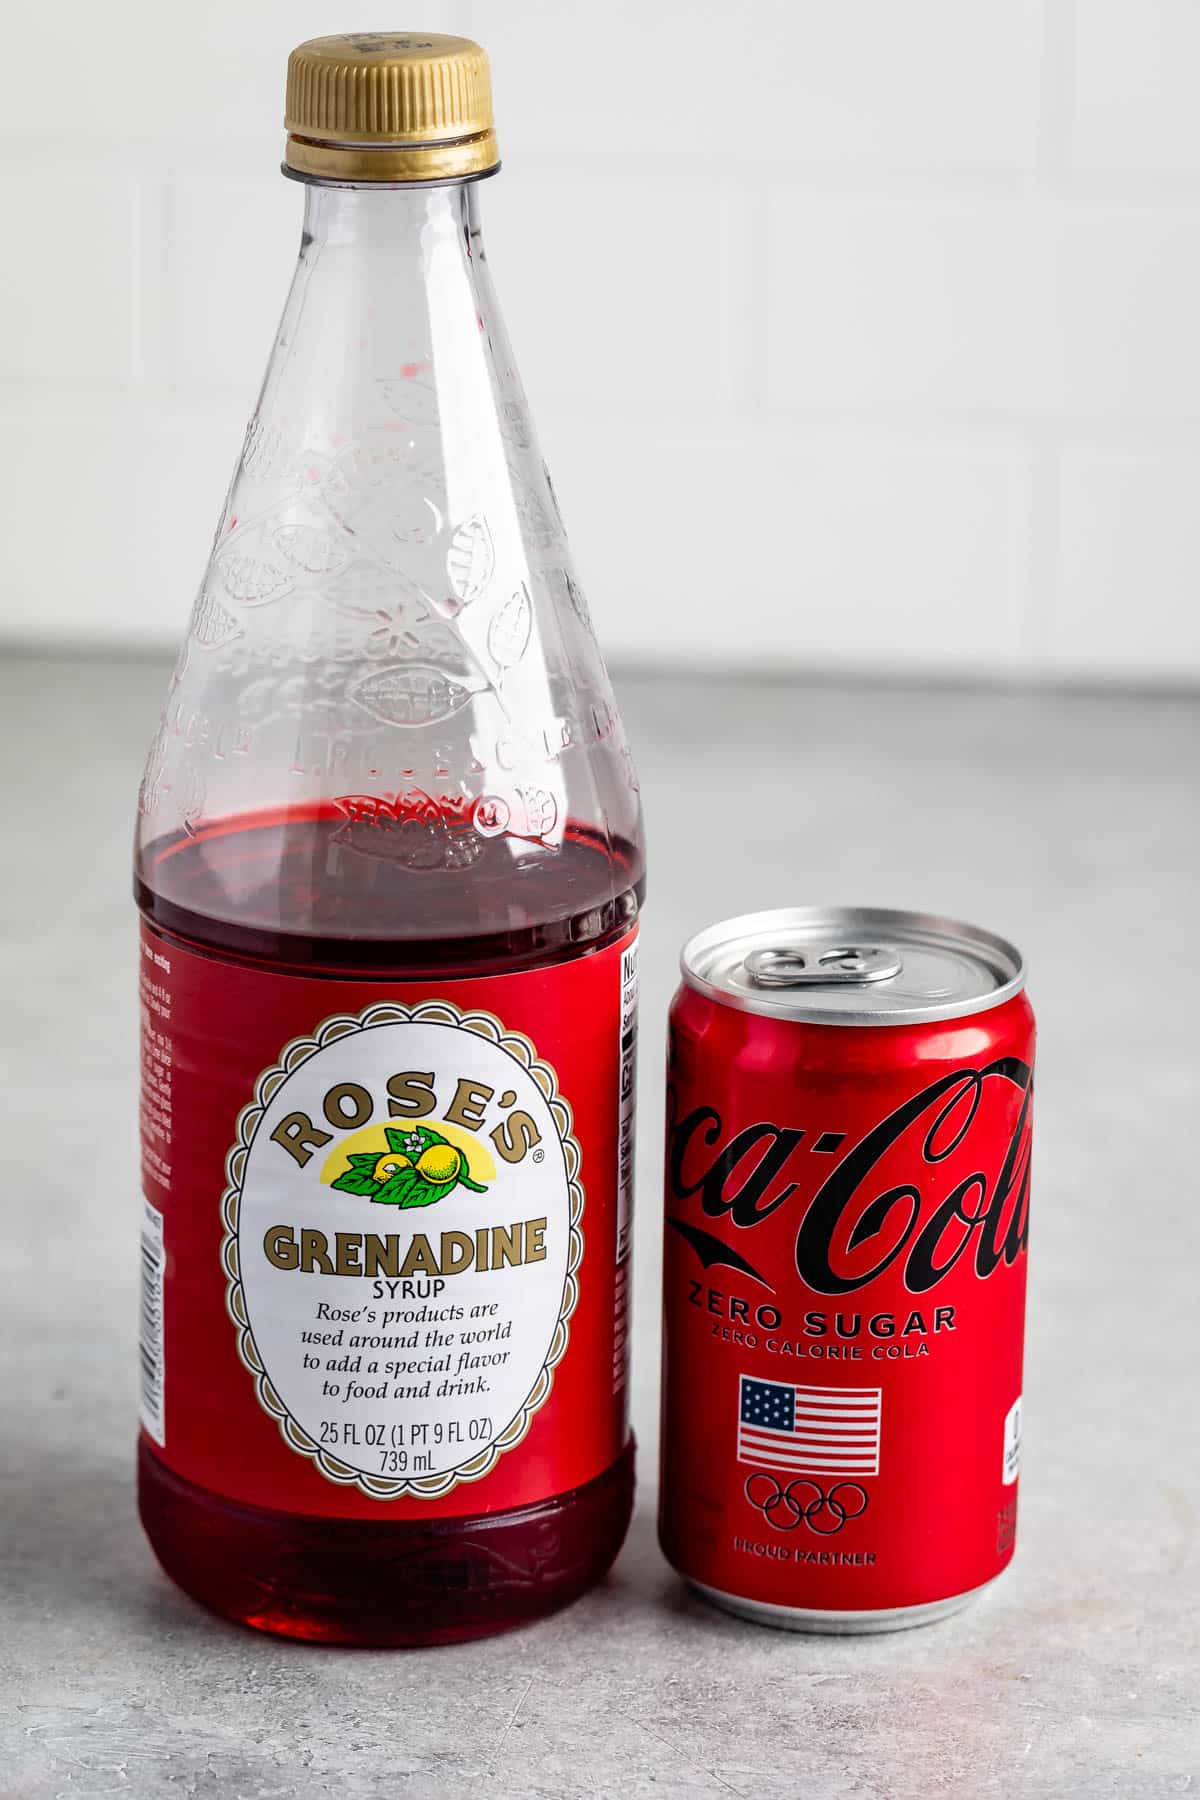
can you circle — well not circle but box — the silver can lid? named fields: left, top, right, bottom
left=680, top=906, right=1026, bottom=1027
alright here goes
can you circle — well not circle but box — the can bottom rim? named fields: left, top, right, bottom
left=687, top=1573, right=1000, bottom=1635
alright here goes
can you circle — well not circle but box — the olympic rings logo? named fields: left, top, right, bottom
left=744, top=1472, right=870, bottom=1535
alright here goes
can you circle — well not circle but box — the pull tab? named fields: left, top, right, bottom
left=743, top=943, right=904, bottom=989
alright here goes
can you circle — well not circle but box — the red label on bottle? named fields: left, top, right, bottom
left=138, top=923, right=638, bottom=1519
left=659, top=989, right=1033, bottom=1616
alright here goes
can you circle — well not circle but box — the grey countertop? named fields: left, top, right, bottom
left=2, top=656, right=1198, bottom=1799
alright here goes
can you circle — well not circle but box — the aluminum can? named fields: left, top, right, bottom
left=659, top=907, right=1034, bottom=1632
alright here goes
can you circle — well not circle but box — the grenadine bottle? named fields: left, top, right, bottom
left=135, top=33, right=644, bottom=1645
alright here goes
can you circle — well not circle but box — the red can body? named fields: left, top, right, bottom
left=660, top=971, right=1034, bottom=1630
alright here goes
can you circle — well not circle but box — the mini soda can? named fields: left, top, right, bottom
left=659, top=907, right=1034, bottom=1633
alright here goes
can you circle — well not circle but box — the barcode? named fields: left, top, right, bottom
left=615, top=940, right=639, bottom=1268
left=139, top=1200, right=166, bottom=1445
left=612, top=1260, right=630, bottom=1394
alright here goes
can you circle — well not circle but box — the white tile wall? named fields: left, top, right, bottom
left=488, top=172, right=740, bottom=413
left=1053, top=448, right=1200, bottom=676
left=2, top=404, right=237, bottom=646
left=1070, top=0, right=1200, bottom=177
left=2, top=0, right=1199, bottom=680
left=168, top=170, right=299, bottom=403
left=548, top=419, right=1037, bottom=674
left=0, top=169, right=142, bottom=391
left=766, top=191, right=1200, bottom=424
left=484, top=0, right=1046, bottom=172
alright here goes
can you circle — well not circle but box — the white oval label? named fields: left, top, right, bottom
left=222, top=1000, right=582, bottom=1499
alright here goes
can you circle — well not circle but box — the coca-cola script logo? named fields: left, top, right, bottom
left=667, top=1059, right=1032, bottom=1296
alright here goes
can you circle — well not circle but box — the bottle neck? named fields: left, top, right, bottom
left=297, top=176, right=481, bottom=264
left=258, top=174, right=501, bottom=451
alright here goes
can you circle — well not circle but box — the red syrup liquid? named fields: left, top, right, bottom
left=136, top=806, right=644, bottom=1645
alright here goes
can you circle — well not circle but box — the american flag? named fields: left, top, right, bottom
left=737, top=1375, right=882, bottom=1476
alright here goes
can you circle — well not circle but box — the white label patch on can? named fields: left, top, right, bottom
left=222, top=1000, right=583, bottom=1500
left=1002, top=1395, right=1023, bottom=1485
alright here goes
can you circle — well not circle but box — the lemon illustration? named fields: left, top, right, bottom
left=416, top=1143, right=463, bottom=1187
left=372, top=1152, right=412, bottom=1181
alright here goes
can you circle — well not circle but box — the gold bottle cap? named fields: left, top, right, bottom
left=284, top=33, right=499, bottom=184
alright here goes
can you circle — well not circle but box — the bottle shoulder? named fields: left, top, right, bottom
left=136, top=178, right=644, bottom=965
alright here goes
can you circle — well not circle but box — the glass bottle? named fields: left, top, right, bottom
left=135, top=34, right=644, bottom=1645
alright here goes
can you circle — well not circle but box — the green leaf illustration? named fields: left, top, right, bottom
left=372, top=1168, right=421, bottom=1205
left=331, top=1125, right=491, bottom=1207
left=331, top=1168, right=382, bottom=1196
left=397, top=1175, right=443, bottom=1209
